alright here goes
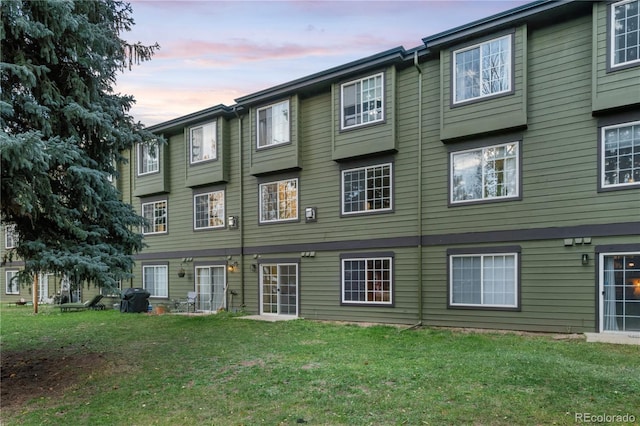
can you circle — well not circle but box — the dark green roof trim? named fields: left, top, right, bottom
left=422, top=0, right=576, bottom=50
left=234, top=47, right=407, bottom=107
left=146, top=104, right=234, bottom=135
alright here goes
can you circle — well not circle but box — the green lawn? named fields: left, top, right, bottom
left=1, top=305, right=638, bottom=425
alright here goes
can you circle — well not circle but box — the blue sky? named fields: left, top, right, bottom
left=116, top=0, right=531, bottom=126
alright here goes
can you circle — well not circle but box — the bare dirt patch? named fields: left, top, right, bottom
left=0, top=347, right=107, bottom=412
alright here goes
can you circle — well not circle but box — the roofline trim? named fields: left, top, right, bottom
left=422, top=0, right=572, bottom=49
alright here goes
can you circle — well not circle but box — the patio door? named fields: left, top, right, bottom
left=600, top=253, right=640, bottom=333
left=195, top=266, right=226, bottom=312
left=260, top=263, right=298, bottom=316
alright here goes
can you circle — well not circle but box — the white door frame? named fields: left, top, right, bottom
left=259, top=263, right=298, bottom=317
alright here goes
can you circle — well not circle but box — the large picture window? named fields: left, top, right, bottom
left=342, top=256, right=392, bottom=305
left=450, top=253, right=518, bottom=308
left=257, top=100, right=290, bottom=148
left=451, top=142, right=519, bottom=204
left=142, top=200, right=167, bottom=234
left=5, top=270, right=19, bottom=295
left=143, top=265, right=168, bottom=298
left=259, top=178, right=298, bottom=223
left=342, top=163, right=392, bottom=214
left=611, top=0, right=640, bottom=68
left=190, top=121, right=217, bottom=163
left=137, top=141, right=159, bottom=175
left=194, top=191, right=225, bottom=229
left=341, top=73, right=384, bottom=129
left=601, top=121, right=640, bottom=188
left=453, top=34, right=512, bottom=104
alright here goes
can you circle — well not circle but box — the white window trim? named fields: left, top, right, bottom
left=452, top=34, right=512, bottom=104
left=449, top=253, right=519, bottom=308
left=341, top=163, right=393, bottom=215
left=6, top=270, right=19, bottom=295
left=601, top=120, right=640, bottom=188
left=259, top=178, right=298, bottom=224
left=189, top=121, right=217, bottom=164
left=256, top=100, right=290, bottom=148
left=5, top=224, right=17, bottom=249
left=193, top=190, right=225, bottom=230
left=610, top=0, right=640, bottom=68
left=142, top=200, right=168, bottom=235
left=450, top=141, right=520, bottom=204
left=341, top=257, right=393, bottom=305
left=340, top=72, right=385, bottom=130
left=143, top=265, right=168, bottom=298
left=137, top=141, right=159, bottom=176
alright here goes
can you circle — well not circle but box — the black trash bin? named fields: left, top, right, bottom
left=120, top=288, right=150, bottom=313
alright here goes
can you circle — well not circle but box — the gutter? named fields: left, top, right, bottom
left=409, top=51, right=424, bottom=330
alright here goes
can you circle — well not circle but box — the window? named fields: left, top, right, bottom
left=142, top=200, right=167, bottom=234
left=143, top=265, right=168, bottom=298
left=194, top=190, right=225, bottom=229
left=257, top=100, right=290, bottom=148
left=137, top=141, right=159, bottom=175
left=451, top=142, right=519, bottom=204
left=6, top=270, right=19, bottom=295
left=190, top=121, right=217, bottom=163
left=450, top=253, right=518, bottom=308
left=342, top=163, right=392, bottom=214
left=601, top=121, right=640, bottom=188
left=5, top=224, right=17, bottom=248
left=342, top=257, right=392, bottom=304
left=341, top=73, right=384, bottom=129
left=259, top=178, right=298, bottom=223
left=453, top=34, right=512, bottom=104
left=611, top=0, right=640, bottom=68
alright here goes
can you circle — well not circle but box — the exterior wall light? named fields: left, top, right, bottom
left=228, top=216, right=238, bottom=229
left=305, top=207, right=317, bottom=222
left=581, top=254, right=589, bottom=265
left=227, top=261, right=239, bottom=272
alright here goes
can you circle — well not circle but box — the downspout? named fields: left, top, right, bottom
left=234, top=107, right=245, bottom=310
left=408, top=50, right=424, bottom=330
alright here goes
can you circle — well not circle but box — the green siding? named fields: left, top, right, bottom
left=249, top=96, right=300, bottom=175
left=184, top=119, right=230, bottom=187
left=133, top=142, right=170, bottom=197
left=440, top=26, right=528, bottom=141
left=592, top=2, right=640, bottom=113
left=331, top=67, right=397, bottom=160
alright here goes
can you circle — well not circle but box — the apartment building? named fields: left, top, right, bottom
left=2, top=0, right=639, bottom=334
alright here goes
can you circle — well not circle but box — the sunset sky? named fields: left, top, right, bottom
left=115, top=0, right=531, bottom=126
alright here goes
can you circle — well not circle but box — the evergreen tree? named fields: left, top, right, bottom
left=0, top=0, right=159, bottom=292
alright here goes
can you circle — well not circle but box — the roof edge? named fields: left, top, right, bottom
left=422, top=0, right=572, bottom=49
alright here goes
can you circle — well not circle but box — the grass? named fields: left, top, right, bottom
left=1, top=305, right=639, bottom=425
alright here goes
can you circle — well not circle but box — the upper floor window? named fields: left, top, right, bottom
left=342, top=256, right=392, bottom=305
left=5, top=224, right=17, bottom=248
left=142, top=200, right=167, bottom=234
left=602, top=121, right=640, bottom=188
left=451, top=142, right=519, bottom=204
left=143, top=265, right=168, bottom=298
left=194, top=190, right=225, bottom=229
left=6, top=270, right=19, bottom=295
left=450, top=252, right=518, bottom=308
left=259, top=178, right=298, bottom=223
left=137, top=141, right=159, bottom=175
left=341, top=73, right=384, bottom=129
left=342, top=163, right=392, bottom=214
left=190, top=121, right=217, bottom=164
left=453, top=34, right=512, bottom=104
left=257, top=100, right=290, bottom=148
left=611, top=0, right=640, bottom=68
